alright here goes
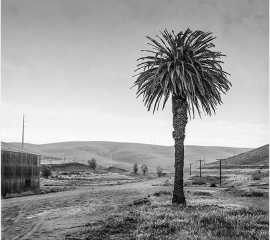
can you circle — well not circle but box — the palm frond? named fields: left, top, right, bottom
left=133, top=28, right=231, bottom=118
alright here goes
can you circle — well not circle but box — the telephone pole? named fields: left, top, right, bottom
left=189, top=163, right=192, bottom=175
left=216, top=159, right=223, bottom=186
left=197, top=160, right=204, bottom=178
left=22, top=114, right=25, bottom=148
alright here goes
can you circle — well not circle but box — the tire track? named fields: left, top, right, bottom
left=2, top=204, right=29, bottom=232
left=12, top=212, right=48, bottom=240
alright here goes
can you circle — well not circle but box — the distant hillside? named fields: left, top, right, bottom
left=204, top=144, right=269, bottom=169
left=6, top=141, right=252, bottom=171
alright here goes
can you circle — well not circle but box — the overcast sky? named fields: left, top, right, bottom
left=1, top=0, right=269, bottom=148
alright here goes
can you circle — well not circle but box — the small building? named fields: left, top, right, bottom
left=1, top=142, right=41, bottom=197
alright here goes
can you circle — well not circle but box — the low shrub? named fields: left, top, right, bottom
left=252, top=174, right=261, bottom=180
left=210, top=183, right=217, bottom=187
left=239, top=190, right=266, bottom=198
left=250, top=191, right=264, bottom=197
left=163, top=179, right=171, bottom=186
left=153, top=191, right=171, bottom=197
left=192, top=191, right=212, bottom=196
left=192, top=179, right=206, bottom=185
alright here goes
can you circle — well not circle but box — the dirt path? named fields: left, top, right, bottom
left=2, top=178, right=172, bottom=240
left=2, top=177, right=268, bottom=240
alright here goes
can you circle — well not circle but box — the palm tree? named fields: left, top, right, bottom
left=132, top=28, right=231, bottom=205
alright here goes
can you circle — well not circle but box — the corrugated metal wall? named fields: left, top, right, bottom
left=1, top=150, right=40, bottom=196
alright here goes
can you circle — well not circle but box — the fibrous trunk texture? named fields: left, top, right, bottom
left=172, top=95, right=188, bottom=205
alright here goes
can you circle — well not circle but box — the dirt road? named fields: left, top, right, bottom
left=2, top=178, right=173, bottom=240
left=2, top=177, right=268, bottom=240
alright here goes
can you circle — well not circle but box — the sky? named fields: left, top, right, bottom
left=1, top=0, right=269, bottom=148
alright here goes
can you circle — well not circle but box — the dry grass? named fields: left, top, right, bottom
left=8, top=141, right=252, bottom=172
left=188, top=175, right=224, bottom=186
left=82, top=194, right=269, bottom=240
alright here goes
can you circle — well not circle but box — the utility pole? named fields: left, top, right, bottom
left=189, top=163, right=192, bottom=175
left=22, top=114, right=25, bottom=148
left=197, top=160, right=204, bottom=179
left=216, top=159, right=222, bottom=186
left=204, top=155, right=205, bottom=165
left=74, top=157, right=76, bottom=163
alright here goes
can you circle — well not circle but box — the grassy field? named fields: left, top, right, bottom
left=78, top=191, right=269, bottom=240
left=64, top=167, right=269, bottom=240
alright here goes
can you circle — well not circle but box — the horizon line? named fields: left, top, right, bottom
left=2, top=140, right=266, bottom=149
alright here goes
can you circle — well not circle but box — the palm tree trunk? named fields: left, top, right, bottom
left=172, top=95, right=188, bottom=205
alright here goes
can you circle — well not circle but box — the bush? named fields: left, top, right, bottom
left=192, top=179, right=206, bottom=185
left=41, top=165, right=52, bottom=179
left=154, top=191, right=171, bottom=197
left=238, top=190, right=266, bottom=198
left=141, top=164, right=148, bottom=175
left=252, top=174, right=261, bottom=180
left=250, top=191, right=264, bottom=197
left=88, top=158, right=97, bottom=170
left=210, top=183, right=217, bottom=187
left=133, top=163, right=138, bottom=174
left=193, top=191, right=212, bottom=196
left=157, top=166, right=163, bottom=177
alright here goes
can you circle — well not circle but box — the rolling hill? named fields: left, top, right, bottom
left=5, top=141, right=253, bottom=172
left=203, top=144, right=269, bottom=169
